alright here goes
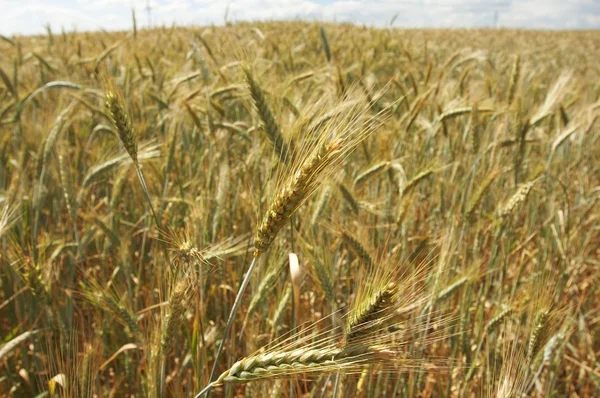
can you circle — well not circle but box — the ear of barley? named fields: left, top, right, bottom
left=311, top=259, right=335, bottom=306
left=58, top=151, right=82, bottom=257
left=106, top=87, right=161, bottom=228
left=23, top=259, right=48, bottom=302
left=198, top=298, right=450, bottom=398
left=93, top=40, right=124, bottom=73
left=57, top=153, right=75, bottom=221
left=109, top=299, right=141, bottom=340
left=530, top=72, right=572, bottom=127
left=33, top=103, right=75, bottom=262
left=346, top=251, right=432, bottom=344
left=42, top=104, right=74, bottom=170
left=543, top=332, right=565, bottom=364
left=88, top=286, right=142, bottom=341
left=490, top=324, right=529, bottom=398
left=465, top=305, right=513, bottom=382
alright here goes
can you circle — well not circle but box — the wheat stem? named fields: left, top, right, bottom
left=208, top=256, right=258, bottom=383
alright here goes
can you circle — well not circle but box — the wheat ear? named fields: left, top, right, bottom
left=345, top=282, right=398, bottom=342
left=507, top=54, right=520, bottom=106
left=199, top=344, right=385, bottom=397
left=244, top=67, right=291, bottom=164
left=526, top=309, right=550, bottom=365
left=254, top=141, right=342, bottom=256
left=498, top=178, right=537, bottom=219
left=341, top=231, right=373, bottom=268
left=105, top=88, right=160, bottom=229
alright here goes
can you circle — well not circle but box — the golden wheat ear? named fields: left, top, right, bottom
left=105, top=90, right=138, bottom=165
left=254, top=88, right=392, bottom=258
left=104, top=84, right=160, bottom=229
left=344, top=247, right=433, bottom=345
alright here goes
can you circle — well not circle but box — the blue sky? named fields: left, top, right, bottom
left=1, top=0, right=599, bottom=36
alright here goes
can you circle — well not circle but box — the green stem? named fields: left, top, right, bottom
left=208, top=256, right=259, bottom=384
left=135, top=166, right=160, bottom=229
left=194, top=382, right=214, bottom=398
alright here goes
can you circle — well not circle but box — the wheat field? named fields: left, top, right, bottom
left=0, top=21, right=599, bottom=397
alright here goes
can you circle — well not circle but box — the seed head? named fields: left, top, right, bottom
left=106, top=90, right=138, bottom=164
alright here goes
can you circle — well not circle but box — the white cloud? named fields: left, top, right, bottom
left=0, top=0, right=598, bottom=36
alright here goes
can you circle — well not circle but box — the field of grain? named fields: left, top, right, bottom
left=0, top=21, right=599, bottom=397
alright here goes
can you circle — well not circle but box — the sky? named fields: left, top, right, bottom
left=1, top=0, right=599, bottom=36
